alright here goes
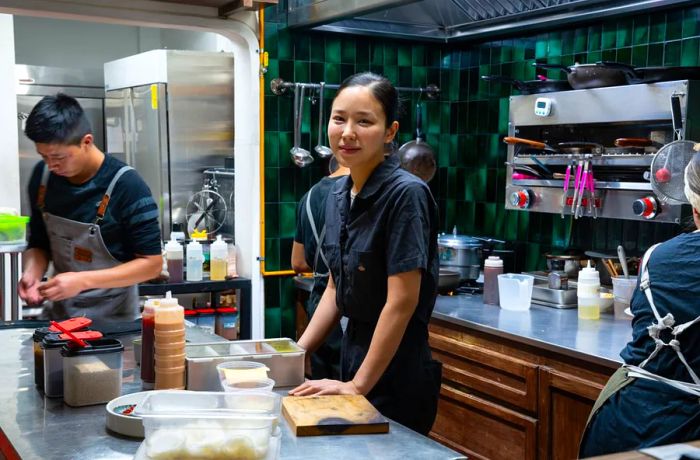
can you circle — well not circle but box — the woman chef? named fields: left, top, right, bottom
left=18, top=94, right=162, bottom=321
left=289, top=73, right=442, bottom=435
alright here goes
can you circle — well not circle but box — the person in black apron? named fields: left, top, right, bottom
left=18, top=94, right=162, bottom=321
left=579, top=152, right=700, bottom=457
left=289, top=73, right=442, bottom=435
left=291, top=164, right=350, bottom=380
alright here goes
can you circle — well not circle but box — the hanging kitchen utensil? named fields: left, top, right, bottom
left=503, top=136, right=558, bottom=153
left=535, top=62, right=629, bottom=89
left=617, top=245, right=629, bottom=278
left=314, top=82, right=333, bottom=159
left=481, top=75, right=571, bottom=94
left=290, top=84, right=314, bottom=167
left=650, top=94, right=698, bottom=204
left=397, top=103, right=436, bottom=182
left=596, top=61, right=700, bottom=85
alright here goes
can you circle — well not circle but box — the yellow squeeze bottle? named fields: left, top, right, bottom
left=210, top=235, right=228, bottom=281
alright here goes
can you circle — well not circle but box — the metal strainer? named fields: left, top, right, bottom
left=650, top=140, right=698, bottom=205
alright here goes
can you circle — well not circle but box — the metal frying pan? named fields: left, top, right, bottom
left=398, top=103, right=436, bottom=183
left=597, top=62, right=700, bottom=84
left=535, top=62, right=628, bottom=89
left=481, top=75, right=571, bottom=94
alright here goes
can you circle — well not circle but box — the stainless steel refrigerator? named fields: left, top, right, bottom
left=104, top=50, right=235, bottom=240
left=16, top=65, right=105, bottom=217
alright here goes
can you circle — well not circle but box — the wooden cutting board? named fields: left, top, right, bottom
left=282, top=395, right=389, bottom=436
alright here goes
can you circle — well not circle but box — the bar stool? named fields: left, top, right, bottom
left=0, top=243, right=26, bottom=320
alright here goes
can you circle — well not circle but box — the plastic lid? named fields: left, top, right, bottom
left=165, top=239, right=183, bottom=252
left=33, top=327, right=51, bottom=342
left=184, top=309, right=199, bottom=317
left=60, top=338, right=124, bottom=357
left=216, top=307, right=238, bottom=314
left=186, top=239, right=203, bottom=255
left=48, top=317, right=92, bottom=333
left=484, top=256, right=503, bottom=267
left=210, top=235, right=228, bottom=258
left=578, top=260, right=600, bottom=283
left=159, top=291, right=180, bottom=307
left=41, top=334, right=70, bottom=348
left=196, top=308, right=216, bottom=315
left=58, top=330, right=103, bottom=341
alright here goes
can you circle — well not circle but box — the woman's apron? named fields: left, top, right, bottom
left=38, top=165, right=139, bottom=321
left=580, top=243, right=700, bottom=452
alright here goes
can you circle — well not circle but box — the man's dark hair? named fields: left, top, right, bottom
left=24, top=93, right=92, bottom=145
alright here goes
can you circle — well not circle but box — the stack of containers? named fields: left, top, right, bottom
left=141, top=299, right=160, bottom=389
left=154, top=293, right=186, bottom=389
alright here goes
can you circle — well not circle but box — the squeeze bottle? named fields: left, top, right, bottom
left=483, top=256, right=503, bottom=305
left=577, top=261, right=600, bottom=320
left=165, top=236, right=184, bottom=283
left=210, top=235, right=228, bottom=281
left=186, top=240, right=204, bottom=281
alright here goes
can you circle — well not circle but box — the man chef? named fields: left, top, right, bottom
left=18, top=93, right=162, bottom=320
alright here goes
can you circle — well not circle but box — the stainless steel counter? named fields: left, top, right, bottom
left=0, top=329, right=462, bottom=460
left=433, top=294, right=632, bottom=368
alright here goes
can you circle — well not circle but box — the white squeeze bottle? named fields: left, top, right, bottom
left=210, top=235, right=228, bottom=281
left=577, top=261, right=600, bottom=320
left=186, top=240, right=204, bottom=281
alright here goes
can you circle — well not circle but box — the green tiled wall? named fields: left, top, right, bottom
left=261, top=3, right=699, bottom=338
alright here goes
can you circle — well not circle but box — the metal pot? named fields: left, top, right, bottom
left=545, top=254, right=587, bottom=278
left=397, top=103, right=436, bottom=183
left=438, top=232, right=483, bottom=282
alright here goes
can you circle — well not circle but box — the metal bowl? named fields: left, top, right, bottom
left=545, top=254, right=587, bottom=278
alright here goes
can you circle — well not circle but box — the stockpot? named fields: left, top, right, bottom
left=438, top=233, right=483, bottom=282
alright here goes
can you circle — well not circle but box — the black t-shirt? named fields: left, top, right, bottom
left=294, top=176, right=345, bottom=279
left=27, top=154, right=162, bottom=261
left=323, top=155, right=439, bottom=326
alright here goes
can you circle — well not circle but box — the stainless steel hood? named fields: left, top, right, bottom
left=288, top=0, right=697, bottom=42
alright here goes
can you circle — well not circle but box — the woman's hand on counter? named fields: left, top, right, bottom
left=288, top=379, right=361, bottom=397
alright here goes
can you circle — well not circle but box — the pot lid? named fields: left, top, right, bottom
left=438, top=226, right=482, bottom=248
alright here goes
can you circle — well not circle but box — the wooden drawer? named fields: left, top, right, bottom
left=431, top=383, right=538, bottom=460
left=430, top=331, right=539, bottom=413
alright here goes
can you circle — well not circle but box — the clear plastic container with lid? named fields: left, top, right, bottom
left=483, top=256, right=503, bottom=305
left=61, top=338, right=124, bottom=406
left=577, top=261, right=601, bottom=320
left=210, top=235, right=228, bottom=281
left=186, top=240, right=204, bottom=281
left=165, top=236, right=184, bottom=283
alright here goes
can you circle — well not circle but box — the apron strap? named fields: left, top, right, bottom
left=37, top=163, right=51, bottom=212
left=305, top=185, right=330, bottom=278
left=94, top=166, right=133, bottom=225
left=625, top=364, right=700, bottom=397
left=637, top=242, right=700, bottom=385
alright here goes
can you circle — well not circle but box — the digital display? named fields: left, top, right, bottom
left=536, top=101, right=547, bottom=108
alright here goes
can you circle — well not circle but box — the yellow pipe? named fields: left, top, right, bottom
left=258, top=6, right=296, bottom=278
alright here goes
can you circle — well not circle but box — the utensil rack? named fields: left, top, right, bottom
left=270, top=78, right=440, bottom=99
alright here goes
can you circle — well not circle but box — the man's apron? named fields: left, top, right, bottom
left=38, top=165, right=139, bottom=321
left=580, top=242, right=700, bottom=453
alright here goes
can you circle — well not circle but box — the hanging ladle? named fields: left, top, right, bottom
left=290, top=84, right=314, bottom=167
left=314, top=82, right=333, bottom=158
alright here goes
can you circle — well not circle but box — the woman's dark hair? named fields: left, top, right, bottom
left=335, top=72, right=399, bottom=128
left=24, top=93, right=92, bottom=145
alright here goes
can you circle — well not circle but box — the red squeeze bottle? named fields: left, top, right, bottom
left=141, top=300, right=159, bottom=389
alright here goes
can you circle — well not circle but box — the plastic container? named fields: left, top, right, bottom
left=483, top=256, right=504, bottom=305
left=187, top=338, right=304, bottom=391
left=186, top=240, right=204, bottom=281
left=165, top=237, right=184, bottom=283
left=210, top=235, right=228, bottom=281
left=41, top=334, right=69, bottom=397
left=134, top=390, right=280, bottom=460
left=132, top=337, right=142, bottom=367
left=196, top=308, right=216, bottom=331
left=141, top=299, right=160, bottom=389
left=612, top=275, right=637, bottom=319
left=61, top=338, right=124, bottom=407
left=215, top=307, right=238, bottom=340
left=578, top=261, right=601, bottom=320
left=0, top=214, right=29, bottom=244
left=223, top=378, right=276, bottom=393
left=497, top=274, right=535, bottom=311
left=33, top=327, right=51, bottom=389
left=217, top=360, right=270, bottom=386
